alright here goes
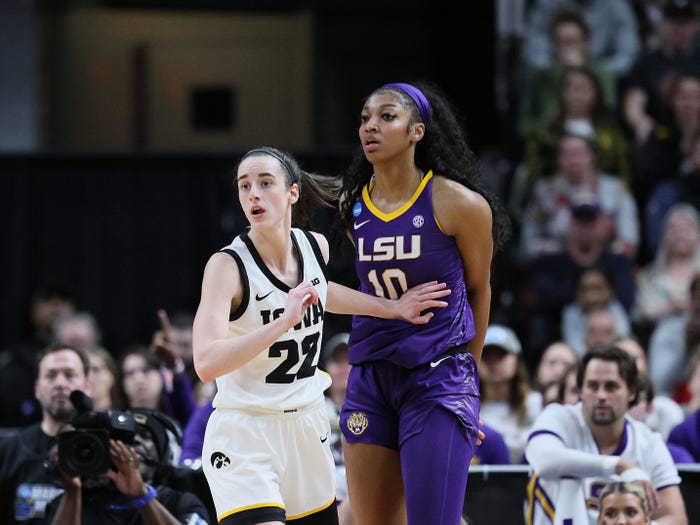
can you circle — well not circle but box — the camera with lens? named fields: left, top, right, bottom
left=57, top=391, right=137, bottom=477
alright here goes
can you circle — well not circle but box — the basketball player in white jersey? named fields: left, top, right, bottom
left=192, top=146, right=450, bottom=525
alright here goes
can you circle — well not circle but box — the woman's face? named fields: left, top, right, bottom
left=671, top=77, right=700, bottom=121
left=236, top=155, right=297, bottom=230
left=598, top=492, right=650, bottom=524
left=479, top=347, right=518, bottom=383
left=561, top=371, right=580, bottom=405
left=558, top=136, right=596, bottom=181
left=563, top=71, right=597, bottom=118
left=122, top=354, right=162, bottom=409
left=552, top=22, right=588, bottom=66
left=537, top=343, right=577, bottom=385
left=577, top=270, right=613, bottom=312
left=664, top=208, right=700, bottom=256
left=359, top=91, right=422, bottom=165
left=88, top=353, right=115, bottom=410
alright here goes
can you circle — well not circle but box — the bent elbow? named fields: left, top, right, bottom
left=194, top=362, right=216, bottom=384
left=525, top=449, right=565, bottom=479
left=193, top=354, right=216, bottom=383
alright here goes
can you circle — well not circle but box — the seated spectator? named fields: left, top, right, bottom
left=521, top=0, right=640, bottom=77
left=534, top=340, right=578, bottom=392
left=524, top=346, right=687, bottom=524
left=644, top=130, right=700, bottom=258
left=628, top=372, right=685, bottom=443
left=667, top=404, right=700, bottom=463
left=85, top=346, right=118, bottom=411
left=46, top=407, right=211, bottom=524
left=597, top=481, right=652, bottom=525
left=117, top=345, right=196, bottom=430
left=52, top=311, right=102, bottom=351
left=633, top=70, right=700, bottom=214
left=648, top=271, right=700, bottom=396
left=521, top=188, right=637, bottom=365
left=518, top=10, right=618, bottom=139
left=542, top=361, right=581, bottom=406
left=519, top=133, right=639, bottom=262
left=478, top=324, right=543, bottom=464
left=523, top=65, right=630, bottom=189
left=615, top=335, right=685, bottom=440
left=562, top=266, right=631, bottom=355
left=634, top=204, right=700, bottom=335
left=666, top=346, right=700, bottom=464
left=583, top=306, right=630, bottom=355
left=623, top=1, right=700, bottom=145
left=0, top=343, right=90, bottom=523
left=679, top=346, right=700, bottom=415
left=0, top=285, right=76, bottom=428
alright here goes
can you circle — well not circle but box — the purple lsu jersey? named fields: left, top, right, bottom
left=348, top=170, right=475, bottom=368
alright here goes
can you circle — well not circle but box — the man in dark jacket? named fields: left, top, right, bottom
left=0, top=343, right=90, bottom=523
left=46, top=407, right=210, bottom=524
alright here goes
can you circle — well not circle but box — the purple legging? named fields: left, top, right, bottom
left=401, top=407, right=474, bottom=525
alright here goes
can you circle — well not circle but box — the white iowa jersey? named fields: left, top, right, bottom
left=212, top=228, right=331, bottom=413
left=526, top=402, right=681, bottom=525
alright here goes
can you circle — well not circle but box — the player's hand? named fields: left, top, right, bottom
left=475, top=420, right=485, bottom=446
left=394, top=281, right=451, bottom=324
left=283, top=282, right=318, bottom=328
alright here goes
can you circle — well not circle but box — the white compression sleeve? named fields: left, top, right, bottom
left=526, top=433, right=619, bottom=479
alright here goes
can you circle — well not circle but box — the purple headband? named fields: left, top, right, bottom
left=381, top=82, right=431, bottom=124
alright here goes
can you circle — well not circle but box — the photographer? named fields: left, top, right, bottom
left=47, top=407, right=210, bottom=524
left=0, top=343, right=91, bottom=524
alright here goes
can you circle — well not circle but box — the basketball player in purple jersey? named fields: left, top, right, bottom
left=337, top=81, right=511, bottom=525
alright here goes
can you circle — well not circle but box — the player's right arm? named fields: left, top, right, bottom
left=192, top=252, right=317, bottom=383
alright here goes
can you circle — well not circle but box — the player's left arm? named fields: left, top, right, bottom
left=309, top=231, right=451, bottom=324
left=432, top=176, right=494, bottom=366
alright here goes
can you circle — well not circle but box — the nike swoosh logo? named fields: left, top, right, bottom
left=320, top=433, right=329, bottom=443
left=429, top=356, right=450, bottom=368
left=353, top=219, right=370, bottom=230
left=255, top=291, right=273, bottom=301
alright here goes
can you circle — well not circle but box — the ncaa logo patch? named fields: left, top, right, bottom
left=412, top=215, right=424, bottom=228
left=346, top=412, right=369, bottom=435
left=211, top=451, right=231, bottom=469
left=352, top=202, right=362, bottom=217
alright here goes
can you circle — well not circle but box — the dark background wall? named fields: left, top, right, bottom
left=0, top=151, right=361, bottom=354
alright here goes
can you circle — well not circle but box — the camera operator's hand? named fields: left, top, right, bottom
left=104, top=439, right=149, bottom=498
left=49, top=443, right=82, bottom=490
left=50, top=439, right=187, bottom=524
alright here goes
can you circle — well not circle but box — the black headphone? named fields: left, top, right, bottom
left=128, top=407, right=183, bottom=467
